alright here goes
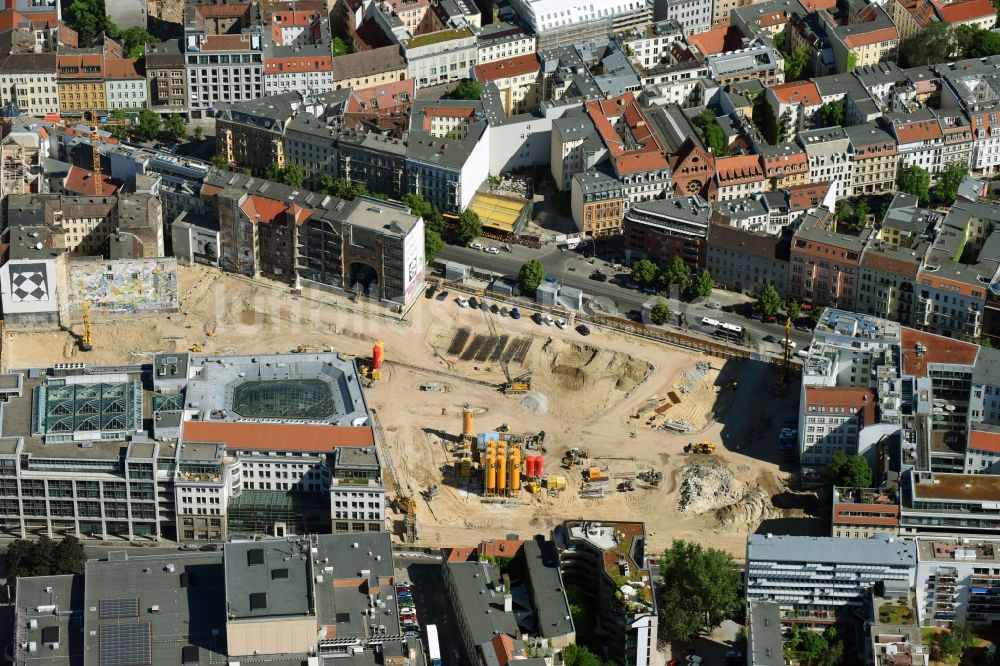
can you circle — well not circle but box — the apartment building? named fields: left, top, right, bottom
left=706, top=222, right=790, bottom=296
left=765, top=80, right=822, bottom=142
left=0, top=54, right=59, bottom=116
left=571, top=171, right=627, bottom=237
left=714, top=155, right=765, bottom=201
left=656, top=0, right=711, bottom=35
left=550, top=109, right=605, bottom=191
left=557, top=521, right=658, bottom=666
left=145, top=40, right=187, bottom=113
left=900, top=469, right=1000, bottom=536
left=330, top=45, right=407, bottom=90
left=831, top=486, right=900, bottom=538
left=759, top=142, right=809, bottom=189
left=57, top=47, right=107, bottom=115
left=745, top=533, right=918, bottom=619
left=934, top=0, right=996, bottom=30
left=623, top=195, right=711, bottom=269
left=330, top=446, right=386, bottom=533
left=798, top=127, right=854, bottom=200
left=476, top=21, right=536, bottom=64
left=706, top=39, right=784, bottom=87
left=789, top=211, right=870, bottom=311
left=403, top=28, right=478, bottom=89
left=472, top=53, right=540, bottom=116
left=916, top=537, right=1000, bottom=627
left=846, top=123, right=898, bottom=196
left=508, top=0, right=652, bottom=49
left=827, top=3, right=899, bottom=73
left=104, top=57, right=146, bottom=111
left=800, top=385, right=877, bottom=466
left=886, top=109, right=945, bottom=174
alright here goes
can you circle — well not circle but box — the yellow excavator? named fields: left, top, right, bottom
left=79, top=300, right=93, bottom=351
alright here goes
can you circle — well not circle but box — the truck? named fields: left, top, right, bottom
left=426, top=624, right=441, bottom=666
left=585, top=467, right=609, bottom=482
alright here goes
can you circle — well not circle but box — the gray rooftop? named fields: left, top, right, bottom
left=746, top=534, right=917, bottom=567
left=83, top=551, right=226, bottom=665
left=224, top=540, right=312, bottom=620
left=313, top=532, right=398, bottom=639
left=973, top=345, right=1000, bottom=386
left=15, top=574, right=82, bottom=666
left=749, top=600, right=784, bottom=666
left=522, top=539, right=574, bottom=640
left=444, top=560, right=518, bottom=646
left=795, top=211, right=871, bottom=252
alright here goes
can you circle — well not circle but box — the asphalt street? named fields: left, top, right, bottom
left=436, top=243, right=813, bottom=352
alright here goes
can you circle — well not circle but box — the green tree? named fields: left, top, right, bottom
left=136, top=109, right=161, bottom=141
left=899, top=21, right=956, bottom=67
left=650, top=298, right=672, bottom=325
left=456, top=209, right=482, bottom=244
left=631, top=259, right=658, bottom=287
left=784, top=625, right=845, bottom=666
left=694, top=109, right=727, bottom=155
left=784, top=46, right=811, bottom=81
left=193, top=126, right=204, bottom=141
left=446, top=79, right=482, bottom=100
left=659, top=255, right=691, bottom=294
left=787, top=299, right=801, bottom=320
left=936, top=623, right=977, bottom=661
left=64, top=0, right=109, bottom=46
left=109, top=124, right=130, bottom=140
left=115, top=26, right=154, bottom=57
left=983, top=337, right=993, bottom=348
left=956, top=24, right=1000, bottom=57
left=265, top=162, right=282, bottom=183
left=754, top=96, right=782, bottom=144
left=773, top=29, right=786, bottom=52
left=687, top=269, right=715, bottom=300
left=164, top=113, right=187, bottom=141
left=52, top=536, right=87, bottom=574
left=658, top=540, right=742, bottom=643
left=212, top=153, right=230, bottom=170
left=846, top=52, right=858, bottom=73
left=934, top=161, right=968, bottom=205
left=818, top=99, right=844, bottom=128
left=314, top=172, right=335, bottom=193
left=898, top=164, right=931, bottom=206
left=825, top=450, right=873, bottom=487
left=331, top=36, right=349, bottom=57
left=854, top=198, right=870, bottom=230
left=563, top=644, right=607, bottom=666
left=284, top=165, right=305, bottom=187
left=754, top=283, right=782, bottom=317
left=424, top=228, right=444, bottom=263
left=403, top=194, right=445, bottom=232
left=518, top=259, right=545, bottom=294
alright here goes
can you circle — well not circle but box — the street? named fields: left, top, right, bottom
left=436, top=243, right=813, bottom=352
left=396, top=555, right=465, bottom=665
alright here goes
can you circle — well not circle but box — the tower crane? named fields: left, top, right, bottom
left=79, top=299, right=93, bottom=352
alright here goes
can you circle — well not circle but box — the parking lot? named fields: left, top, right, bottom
left=395, top=555, right=465, bottom=665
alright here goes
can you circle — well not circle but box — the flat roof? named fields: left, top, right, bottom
left=746, top=534, right=917, bottom=567
left=83, top=551, right=226, bottom=665
left=917, top=538, right=1000, bottom=563
left=224, top=540, right=312, bottom=620
left=182, top=421, right=374, bottom=452
left=749, top=601, right=784, bottom=666
left=900, top=328, right=978, bottom=378
left=15, top=574, right=82, bottom=665
left=522, top=539, right=574, bottom=639
left=445, top=561, right=518, bottom=645
left=314, top=532, right=397, bottom=636
left=912, top=473, right=1000, bottom=503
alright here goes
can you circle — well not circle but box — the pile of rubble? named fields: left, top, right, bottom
left=677, top=361, right=712, bottom=394
left=677, top=463, right=782, bottom=530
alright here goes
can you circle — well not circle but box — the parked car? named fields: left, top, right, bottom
left=795, top=323, right=812, bottom=332
left=543, top=314, right=554, bottom=326
left=576, top=324, right=591, bottom=336
left=469, top=296, right=479, bottom=309
left=797, top=347, right=810, bottom=358
left=532, top=312, right=543, bottom=325
left=590, top=272, right=608, bottom=282
left=436, top=290, right=449, bottom=301
left=499, top=306, right=509, bottom=317
left=706, top=301, right=722, bottom=309
left=544, top=274, right=557, bottom=283
left=456, top=297, right=469, bottom=308
left=425, top=284, right=437, bottom=299
left=510, top=308, right=521, bottom=320
left=469, top=242, right=484, bottom=250
left=763, top=335, right=778, bottom=343
left=199, top=543, right=219, bottom=551
left=180, top=543, right=199, bottom=551
left=484, top=246, right=500, bottom=254
left=555, top=318, right=567, bottom=329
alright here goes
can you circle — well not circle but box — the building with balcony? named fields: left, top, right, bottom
left=745, top=533, right=918, bottom=621
left=145, top=40, right=187, bottom=113
left=556, top=520, right=657, bottom=666
left=789, top=211, right=871, bottom=311
left=508, top=0, right=653, bottom=49
left=915, top=537, right=1000, bottom=626
left=900, top=469, right=1000, bottom=537
left=705, top=222, right=790, bottom=296
left=623, top=195, right=711, bottom=269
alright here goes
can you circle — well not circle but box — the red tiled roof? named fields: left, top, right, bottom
left=832, top=502, right=900, bottom=526
left=240, top=195, right=312, bottom=225
left=181, top=420, right=375, bottom=452
left=63, top=166, right=121, bottom=196
left=103, top=56, right=143, bottom=80
left=487, top=634, right=517, bottom=666
left=473, top=53, right=539, bottom=82
left=687, top=25, right=745, bottom=56
left=202, top=34, right=253, bottom=52
left=585, top=93, right=669, bottom=175
left=478, top=538, right=523, bottom=558
left=843, top=25, right=898, bottom=48
left=771, top=81, right=822, bottom=106
left=893, top=118, right=943, bottom=144
left=804, top=386, right=877, bottom=426
left=759, top=11, right=788, bottom=27
left=936, top=0, right=995, bottom=23
left=444, top=546, right=477, bottom=562
left=787, top=181, right=830, bottom=209
left=903, top=0, right=938, bottom=27
left=969, top=428, right=1000, bottom=454
left=900, top=327, right=979, bottom=377
left=346, top=78, right=414, bottom=113
left=715, top=154, right=764, bottom=185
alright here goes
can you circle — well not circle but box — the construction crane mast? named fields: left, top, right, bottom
left=482, top=301, right=531, bottom=394
left=80, top=299, right=93, bottom=352
left=771, top=316, right=792, bottom=396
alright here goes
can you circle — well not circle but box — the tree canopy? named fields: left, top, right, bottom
left=898, top=164, right=931, bottom=206
left=825, top=450, right=873, bottom=488
left=518, top=259, right=545, bottom=294
left=7, top=536, right=87, bottom=579
left=402, top=193, right=445, bottom=232
left=631, top=259, right=658, bottom=287
left=694, top=109, right=727, bottom=156
left=424, top=228, right=444, bottom=263
left=754, top=283, right=783, bottom=317
left=64, top=0, right=111, bottom=46
left=164, top=113, right=187, bottom=141
left=935, top=623, right=977, bottom=662
left=446, top=79, right=483, bottom=100
left=658, top=540, right=742, bottom=643
left=112, top=26, right=155, bottom=57
left=687, top=269, right=715, bottom=300
left=331, top=37, right=349, bottom=57
left=784, top=46, right=811, bottom=81
left=264, top=163, right=305, bottom=187
left=754, top=96, right=783, bottom=144
left=658, top=255, right=692, bottom=296
left=933, top=161, right=968, bottom=206
left=818, top=99, right=844, bottom=128
left=136, top=109, right=161, bottom=141
left=784, top=626, right=844, bottom=666
left=456, top=209, right=482, bottom=244
left=899, top=21, right=957, bottom=67
left=650, top=298, right=672, bottom=325
left=787, top=299, right=801, bottom=321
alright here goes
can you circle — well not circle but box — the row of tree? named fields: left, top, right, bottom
left=6, top=535, right=87, bottom=579
left=108, top=109, right=192, bottom=144
left=631, top=257, right=715, bottom=301
left=899, top=22, right=1000, bottom=68
left=898, top=162, right=967, bottom=208
left=64, top=0, right=155, bottom=53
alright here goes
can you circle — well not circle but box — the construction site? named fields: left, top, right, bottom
left=0, top=263, right=820, bottom=557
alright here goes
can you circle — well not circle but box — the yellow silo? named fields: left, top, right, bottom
left=497, top=450, right=507, bottom=493
left=485, top=454, right=497, bottom=493
left=462, top=404, right=475, bottom=439
left=510, top=447, right=521, bottom=493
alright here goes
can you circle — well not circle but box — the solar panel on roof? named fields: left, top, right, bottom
left=99, top=598, right=139, bottom=620
left=99, top=623, right=152, bottom=666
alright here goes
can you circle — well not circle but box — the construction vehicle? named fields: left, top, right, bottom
left=79, top=299, right=93, bottom=351
left=190, top=343, right=202, bottom=353
left=585, top=467, right=609, bottom=482
left=482, top=300, right=533, bottom=394
left=524, top=481, right=541, bottom=494
left=684, top=441, right=716, bottom=454
left=617, top=480, right=634, bottom=492
left=771, top=316, right=792, bottom=396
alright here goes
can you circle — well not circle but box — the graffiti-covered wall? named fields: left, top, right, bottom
left=65, top=257, right=180, bottom=318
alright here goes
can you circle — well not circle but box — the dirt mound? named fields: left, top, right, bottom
left=552, top=365, right=587, bottom=390
left=677, top=463, right=783, bottom=531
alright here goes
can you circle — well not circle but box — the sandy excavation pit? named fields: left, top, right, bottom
left=0, top=264, right=817, bottom=557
